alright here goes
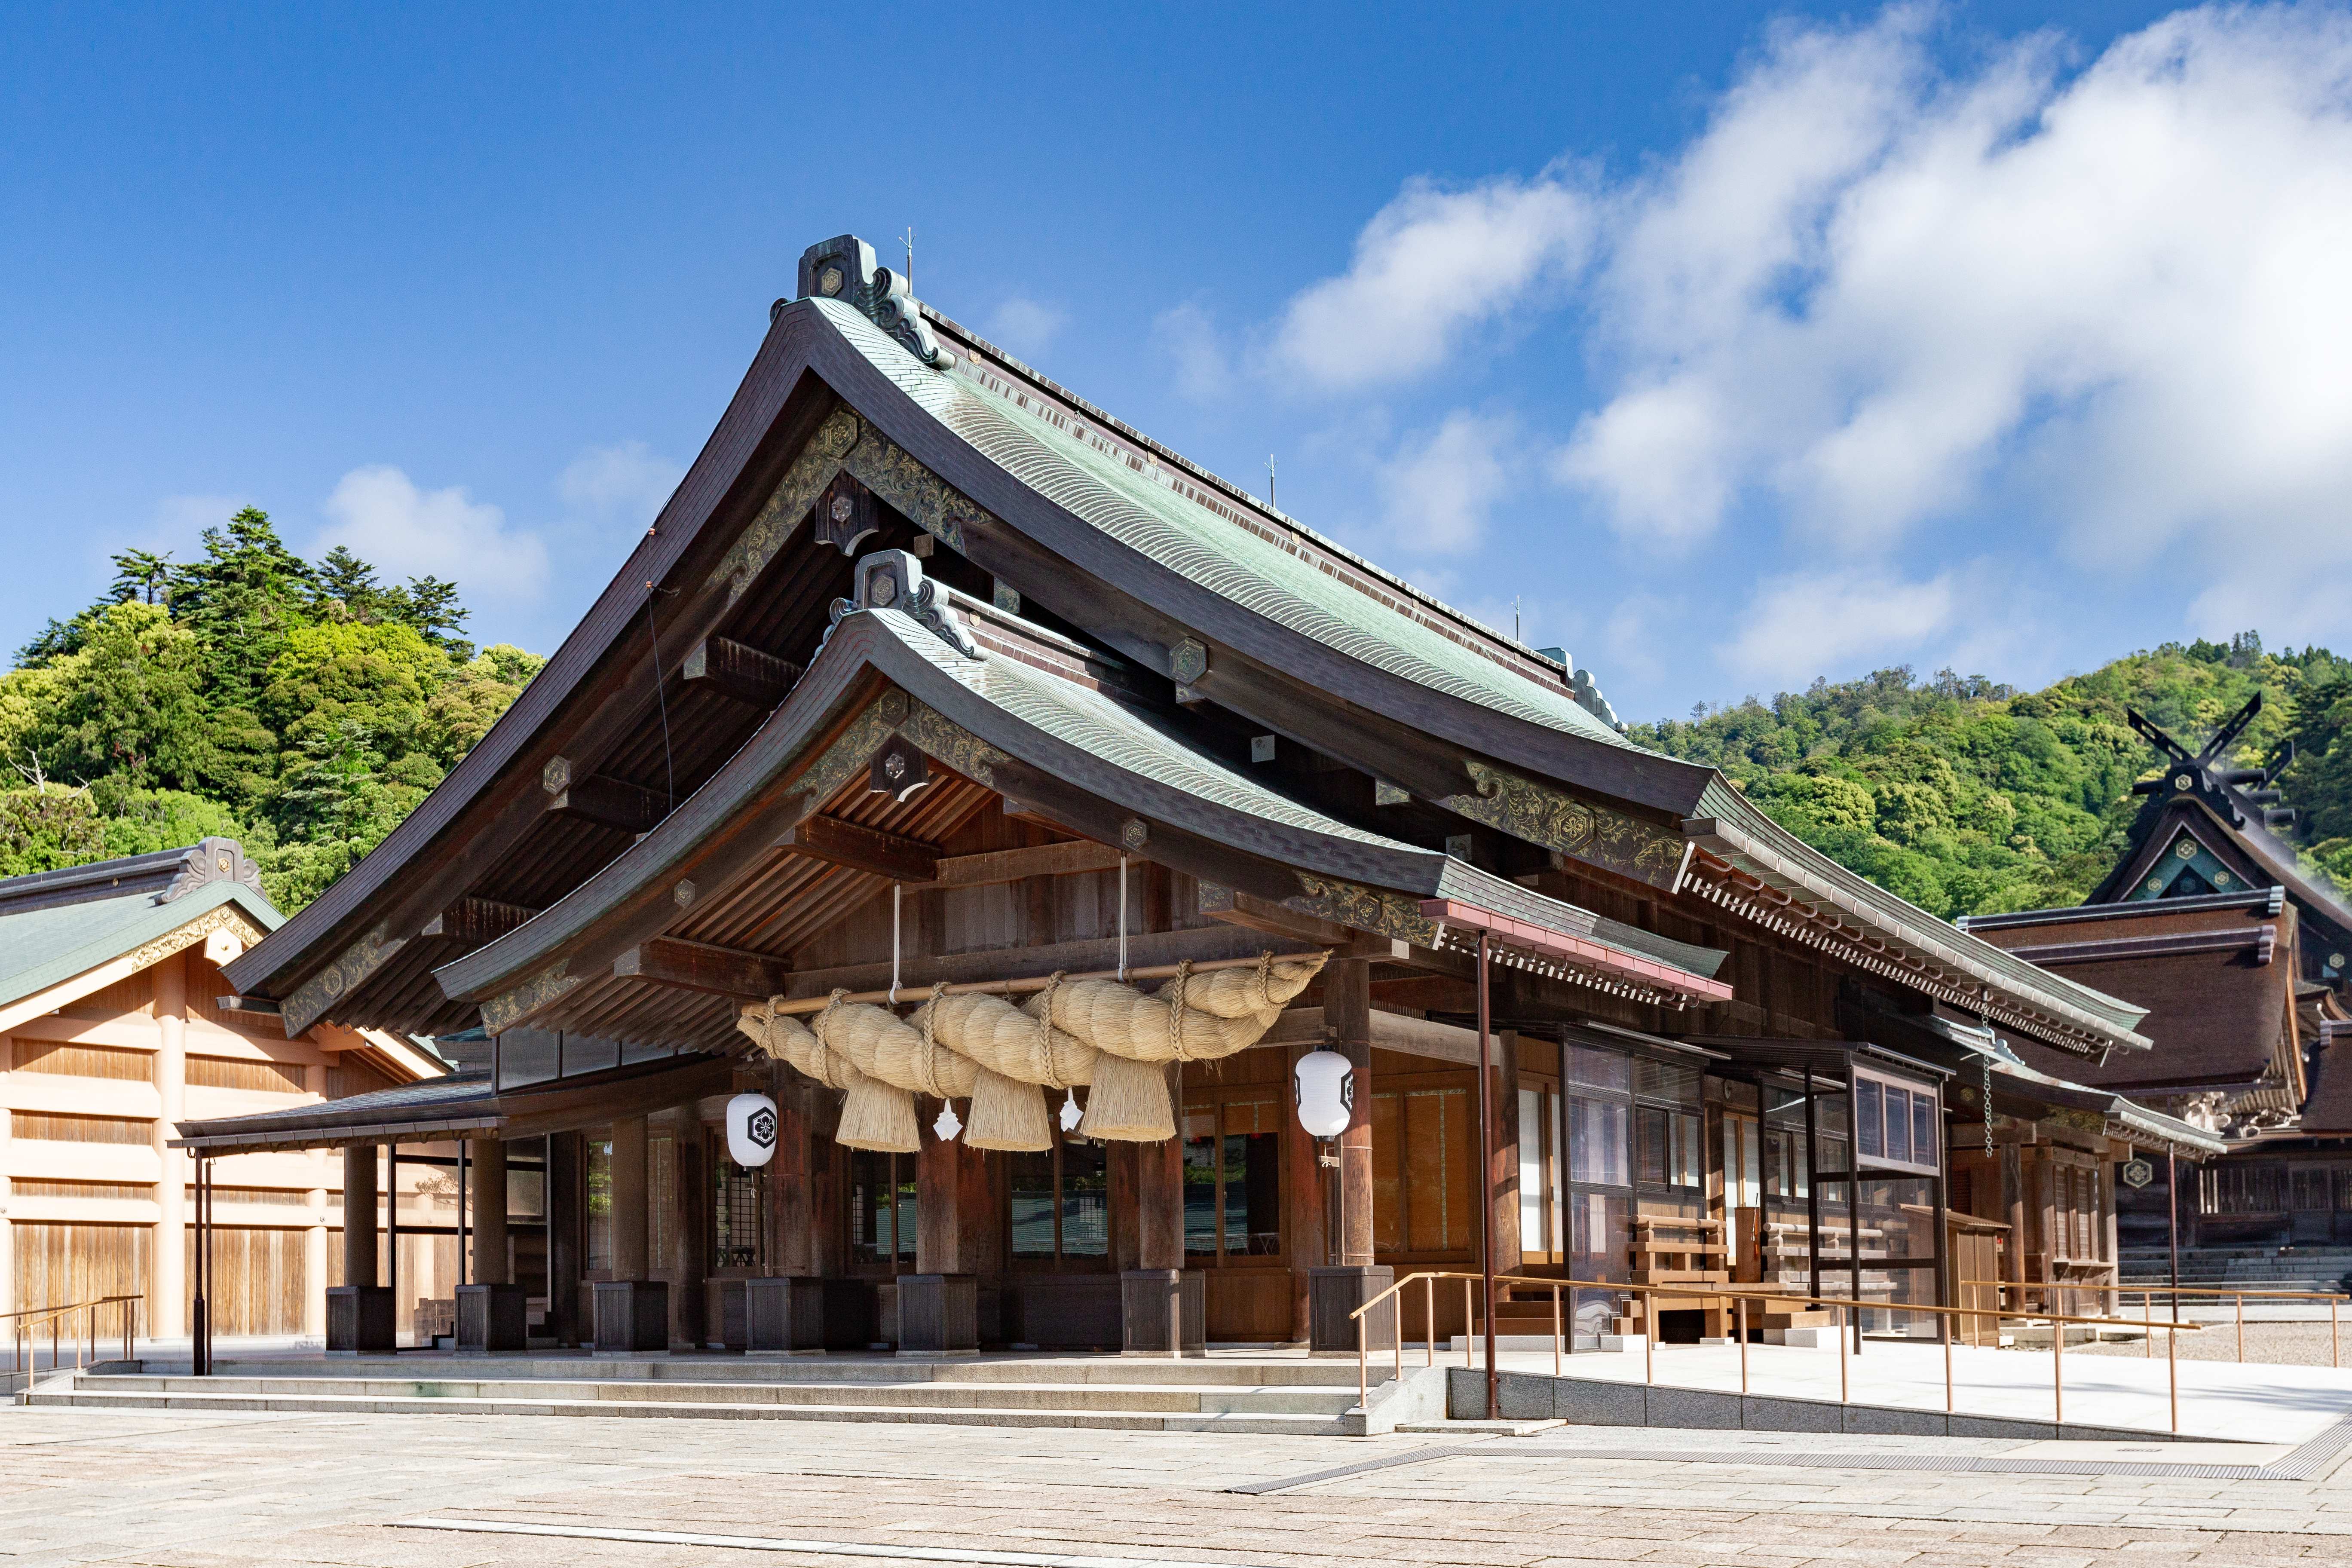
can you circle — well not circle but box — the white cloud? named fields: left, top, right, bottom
left=1266, top=171, right=1593, bottom=391
left=556, top=439, right=683, bottom=531
left=1377, top=410, right=1517, bottom=552
left=318, top=466, right=548, bottom=601
left=1559, top=0, right=2352, bottom=610
left=985, top=297, right=1069, bottom=358
left=1717, top=566, right=1962, bottom=689
left=1152, top=300, right=1231, bottom=401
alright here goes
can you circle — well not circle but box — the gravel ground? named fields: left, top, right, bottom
left=2065, top=1317, right=2352, bottom=1365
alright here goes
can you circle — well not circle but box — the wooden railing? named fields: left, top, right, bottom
left=1349, top=1271, right=2210, bottom=1431
left=3, top=1294, right=141, bottom=1390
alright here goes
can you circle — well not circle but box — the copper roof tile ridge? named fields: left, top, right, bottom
left=919, top=304, right=1584, bottom=699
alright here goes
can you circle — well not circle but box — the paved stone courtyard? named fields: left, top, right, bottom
left=19, top=1403, right=2352, bottom=1568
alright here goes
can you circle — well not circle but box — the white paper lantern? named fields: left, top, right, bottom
left=726, top=1093, right=779, bottom=1167
left=1293, top=1049, right=1354, bottom=1138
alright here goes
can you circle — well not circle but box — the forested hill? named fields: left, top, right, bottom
left=1625, top=634, right=2352, bottom=921
left=0, top=509, right=542, bottom=911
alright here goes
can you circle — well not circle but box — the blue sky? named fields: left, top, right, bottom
left=6, top=0, right=2347, bottom=724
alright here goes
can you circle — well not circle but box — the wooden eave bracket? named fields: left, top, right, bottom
left=545, top=767, right=668, bottom=834
left=775, top=813, right=941, bottom=882
left=614, top=936, right=790, bottom=1000
left=684, top=635, right=802, bottom=710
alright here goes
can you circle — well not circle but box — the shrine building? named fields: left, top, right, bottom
left=177, top=235, right=2197, bottom=1360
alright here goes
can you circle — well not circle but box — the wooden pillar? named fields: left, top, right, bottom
left=546, top=1132, right=584, bottom=1345
left=152, top=951, right=188, bottom=1336
left=1136, top=1068, right=1186, bottom=1272
left=672, top=1127, right=709, bottom=1348
left=471, top=1139, right=510, bottom=1286
left=771, top=1063, right=813, bottom=1277
left=0, top=1035, right=12, bottom=1319
left=611, top=1115, right=649, bottom=1280
left=915, top=1115, right=991, bottom=1275
left=1283, top=1041, right=1330, bottom=1342
left=1491, top=1030, right=1522, bottom=1272
left=304, top=1066, right=328, bottom=1337
left=1326, top=959, right=1375, bottom=1266
left=342, top=1144, right=379, bottom=1287
left=1107, top=1142, right=1142, bottom=1272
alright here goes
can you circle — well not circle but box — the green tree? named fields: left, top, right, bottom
left=28, top=602, right=214, bottom=793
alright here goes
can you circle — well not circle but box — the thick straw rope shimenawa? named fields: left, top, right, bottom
left=735, top=950, right=1329, bottom=1151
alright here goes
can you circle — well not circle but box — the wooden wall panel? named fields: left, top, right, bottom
left=11, top=1222, right=150, bottom=1319
left=183, top=1226, right=308, bottom=1335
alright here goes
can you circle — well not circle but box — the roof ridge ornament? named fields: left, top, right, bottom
left=827, top=549, right=982, bottom=660
left=796, top=234, right=957, bottom=371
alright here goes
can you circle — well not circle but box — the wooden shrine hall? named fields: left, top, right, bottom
left=177, top=233, right=2162, bottom=1362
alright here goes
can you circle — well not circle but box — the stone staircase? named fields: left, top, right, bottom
left=22, top=1355, right=1371, bottom=1435
left=2119, top=1246, right=2352, bottom=1297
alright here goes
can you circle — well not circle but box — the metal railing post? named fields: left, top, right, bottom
left=1463, top=1278, right=1473, bottom=1369
left=2053, top=1307, right=2064, bottom=1427
left=1426, top=1276, right=1434, bottom=1367
left=1739, top=1296, right=1749, bottom=1396
left=1838, top=1302, right=1847, bottom=1404
left=1552, top=1286, right=1562, bottom=1378
left=2238, top=1293, right=2245, bottom=1364
left=1943, top=1303, right=1953, bottom=1414
left=2335, top=1298, right=2340, bottom=1371
left=1643, top=1286, right=1653, bottom=1387
left=2168, top=1302, right=2179, bottom=1433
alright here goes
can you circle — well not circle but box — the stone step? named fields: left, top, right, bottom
left=28, top=1380, right=1354, bottom=1434
left=59, top=1373, right=1356, bottom=1417
left=119, top=1355, right=1363, bottom=1388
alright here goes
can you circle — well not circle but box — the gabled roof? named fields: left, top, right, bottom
left=222, top=233, right=2146, bottom=1061
left=0, top=839, right=280, bottom=1015
left=428, top=596, right=1733, bottom=1053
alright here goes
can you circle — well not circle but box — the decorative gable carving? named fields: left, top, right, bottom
left=796, top=233, right=956, bottom=369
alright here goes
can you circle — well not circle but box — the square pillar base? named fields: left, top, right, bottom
left=326, top=1286, right=395, bottom=1354
left=745, top=1276, right=827, bottom=1356
left=1120, top=1269, right=1205, bottom=1357
left=591, top=1280, right=669, bottom=1354
left=894, top=1274, right=978, bottom=1356
left=455, top=1283, right=527, bottom=1354
left=1308, top=1265, right=1395, bottom=1357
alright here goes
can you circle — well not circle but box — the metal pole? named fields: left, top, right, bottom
left=2237, top=1292, right=2245, bottom=1364
left=1644, top=1287, right=1653, bottom=1387
left=2054, top=1305, right=2064, bottom=1427
left=2334, top=1298, right=2340, bottom=1370
left=1553, top=1285, right=1562, bottom=1377
left=389, top=1146, right=399, bottom=1353
left=1475, top=929, right=1497, bottom=1421
left=1838, top=1302, right=1847, bottom=1403
left=1426, top=1276, right=1434, bottom=1366
left=1463, top=1278, right=1473, bottom=1369
left=459, top=1140, right=469, bottom=1288
left=2168, top=1147, right=2181, bottom=1325
left=1943, top=1302, right=1952, bottom=1413
left=1739, top=1296, right=1749, bottom=1395
left=2168, top=1305, right=2179, bottom=1433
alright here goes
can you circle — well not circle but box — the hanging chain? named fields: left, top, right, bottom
left=1983, top=1056, right=1995, bottom=1156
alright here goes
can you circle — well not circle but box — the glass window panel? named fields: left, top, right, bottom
left=506, top=1168, right=544, bottom=1220
left=1672, top=1112, right=1703, bottom=1189
left=564, top=1033, right=621, bottom=1076
left=1856, top=1081, right=1884, bottom=1160
left=1183, top=1114, right=1219, bottom=1258
left=496, top=1029, right=561, bottom=1091
left=1060, top=1138, right=1109, bottom=1257
left=1519, top=1087, right=1545, bottom=1251
left=585, top=1132, right=612, bottom=1272
left=1635, top=1060, right=1702, bottom=1105
left=1568, top=1045, right=1629, bottom=1092
left=1570, top=1191, right=1629, bottom=1283
left=1008, top=1150, right=1057, bottom=1260
left=1912, top=1095, right=1936, bottom=1167
left=1635, top=1106, right=1669, bottom=1186
left=1570, top=1097, right=1629, bottom=1186
left=714, top=1158, right=762, bottom=1270
left=1884, top=1087, right=1911, bottom=1165
left=1223, top=1131, right=1282, bottom=1256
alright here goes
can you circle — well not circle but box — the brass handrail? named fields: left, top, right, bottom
left=9, top=1293, right=141, bottom=1387
left=1968, top=1280, right=2348, bottom=1368
left=1349, top=1271, right=2205, bottom=1432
